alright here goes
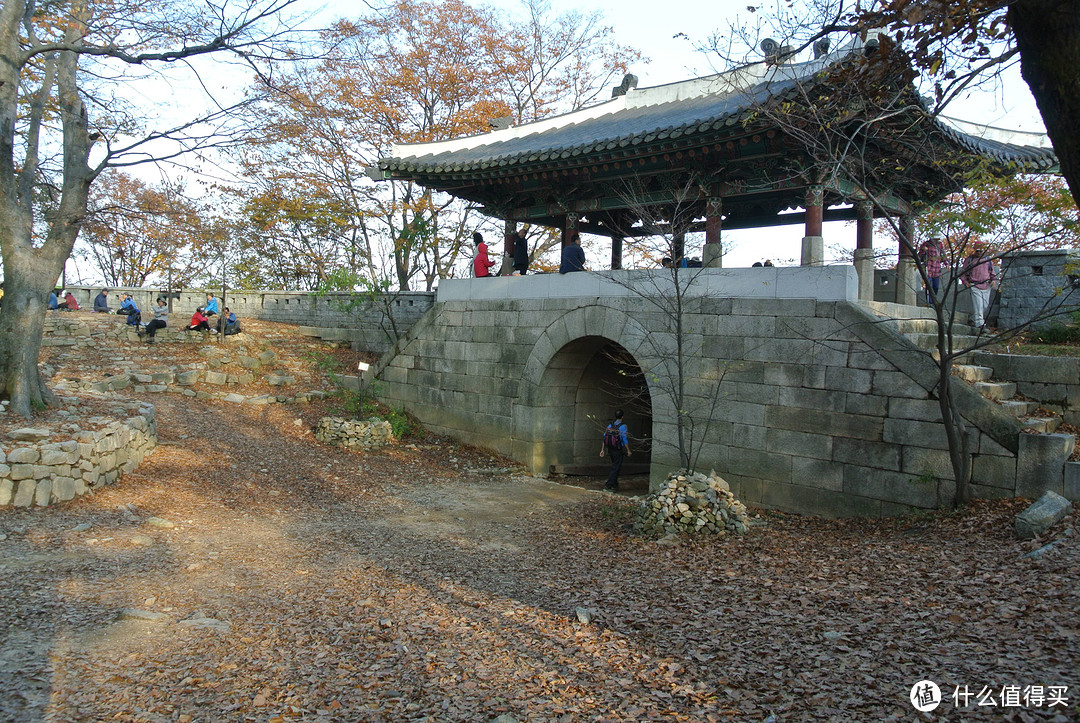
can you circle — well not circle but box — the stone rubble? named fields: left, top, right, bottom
left=314, top=417, right=395, bottom=450
left=634, top=469, right=751, bottom=537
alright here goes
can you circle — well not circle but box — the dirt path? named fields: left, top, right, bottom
left=1, top=396, right=1078, bottom=722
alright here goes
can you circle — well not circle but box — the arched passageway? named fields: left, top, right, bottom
left=529, top=335, right=652, bottom=473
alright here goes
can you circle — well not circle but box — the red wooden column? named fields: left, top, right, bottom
left=854, top=200, right=875, bottom=300
left=561, top=213, right=579, bottom=247
left=895, top=215, right=918, bottom=305
left=499, top=219, right=516, bottom=276
left=801, top=184, right=824, bottom=266
left=703, top=195, right=723, bottom=267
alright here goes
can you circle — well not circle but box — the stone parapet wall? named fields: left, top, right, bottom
left=998, top=249, right=1080, bottom=330
left=57, top=287, right=435, bottom=353
left=374, top=292, right=1063, bottom=516
left=0, top=407, right=157, bottom=508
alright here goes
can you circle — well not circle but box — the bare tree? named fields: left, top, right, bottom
left=0, top=0, right=305, bottom=416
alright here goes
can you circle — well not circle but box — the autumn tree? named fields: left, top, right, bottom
left=0, top=0, right=303, bottom=416
left=236, top=0, right=639, bottom=291
left=79, top=171, right=213, bottom=288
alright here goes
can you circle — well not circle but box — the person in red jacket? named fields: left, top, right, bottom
left=472, top=232, right=496, bottom=278
left=184, top=307, right=213, bottom=332
left=58, top=290, right=80, bottom=311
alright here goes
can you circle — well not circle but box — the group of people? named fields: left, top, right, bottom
left=471, top=227, right=587, bottom=277
left=44, top=288, right=241, bottom=342
left=919, top=237, right=997, bottom=330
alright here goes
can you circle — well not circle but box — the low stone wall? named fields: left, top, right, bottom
left=59, top=286, right=435, bottom=353
left=0, top=406, right=157, bottom=508
left=973, top=351, right=1080, bottom=426
left=314, top=417, right=394, bottom=450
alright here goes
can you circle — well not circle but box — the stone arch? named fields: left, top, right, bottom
left=513, top=305, right=657, bottom=475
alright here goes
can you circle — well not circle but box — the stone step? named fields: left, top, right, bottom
left=908, top=332, right=981, bottom=352
left=999, top=399, right=1040, bottom=417
left=974, top=380, right=1017, bottom=401
left=952, top=364, right=994, bottom=382
left=1023, top=417, right=1062, bottom=434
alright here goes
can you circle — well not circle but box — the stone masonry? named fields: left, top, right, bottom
left=372, top=268, right=1065, bottom=517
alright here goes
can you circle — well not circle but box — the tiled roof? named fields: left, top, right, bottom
left=377, top=36, right=1057, bottom=178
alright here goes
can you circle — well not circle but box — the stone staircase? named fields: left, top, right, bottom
left=863, top=301, right=1063, bottom=433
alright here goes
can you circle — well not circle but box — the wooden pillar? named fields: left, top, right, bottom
left=801, top=184, right=824, bottom=266
left=611, top=236, right=624, bottom=270
left=561, top=213, right=579, bottom=248
left=895, top=215, right=918, bottom=305
left=854, top=200, right=875, bottom=301
left=672, top=227, right=685, bottom=265
left=703, top=195, right=723, bottom=268
left=498, top=219, right=515, bottom=276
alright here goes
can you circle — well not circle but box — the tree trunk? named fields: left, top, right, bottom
left=1009, top=0, right=1080, bottom=205
left=0, top=254, right=59, bottom=416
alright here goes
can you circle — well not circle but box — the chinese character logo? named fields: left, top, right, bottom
left=911, top=680, right=942, bottom=712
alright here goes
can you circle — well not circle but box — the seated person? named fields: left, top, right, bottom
left=93, top=288, right=111, bottom=312
left=184, top=307, right=213, bottom=332
left=117, top=293, right=138, bottom=315
left=203, top=292, right=219, bottom=317
left=216, top=307, right=241, bottom=335
left=58, top=290, right=80, bottom=311
left=48, top=290, right=58, bottom=309
left=122, top=297, right=141, bottom=329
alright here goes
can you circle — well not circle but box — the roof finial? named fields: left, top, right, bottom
left=611, top=73, right=639, bottom=98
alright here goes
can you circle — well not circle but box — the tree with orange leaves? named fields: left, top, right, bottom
left=235, top=0, right=639, bottom=291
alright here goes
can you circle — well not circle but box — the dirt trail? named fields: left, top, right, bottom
left=1, top=376, right=1078, bottom=721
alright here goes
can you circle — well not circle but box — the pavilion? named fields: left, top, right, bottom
left=371, top=31, right=1057, bottom=302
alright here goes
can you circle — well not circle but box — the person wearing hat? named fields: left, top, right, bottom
left=961, top=239, right=996, bottom=330
left=918, top=237, right=946, bottom=305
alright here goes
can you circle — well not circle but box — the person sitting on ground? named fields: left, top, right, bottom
left=138, top=298, right=168, bottom=343
left=216, top=307, right=240, bottom=335
left=48, top=290, right=58, bottom=310
left=93, top=288, right=111, bottom=312
left=185, top=306, right=213, bottom=332
left=472, top=232, right=496, bottom=278
left=117, top=293, right=138, bottom=316
left=559, top=231, right=586, bottom=274
left=122, top=296, right=141, bottom=330
left=203, top=292, right=219, bottom=317
left=58, top=290, right=80, bottom=311
left=141, top=298, right=170, bottom=343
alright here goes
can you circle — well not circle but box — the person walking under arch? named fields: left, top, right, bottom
left=600, top=409, right=631, bottom=492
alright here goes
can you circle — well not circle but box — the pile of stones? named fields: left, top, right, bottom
left=634, top=469, right=750, bottom=536
left=315, top=417, right=394, bottom=450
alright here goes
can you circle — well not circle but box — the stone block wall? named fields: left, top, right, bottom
left=60, top=286, right=435, bottom=353
left=998, top=249, right=1080, bottom=330
left=0, top=408, right=157, bottom=508
left=374, top=290, right=1034, bottom=516
left=973, top=351, right=1080, bottom=426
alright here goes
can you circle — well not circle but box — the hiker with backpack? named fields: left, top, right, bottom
left=599, top=409, right=631, bottom=492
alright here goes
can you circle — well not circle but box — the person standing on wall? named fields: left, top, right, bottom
left=512, top=224, right=530, bottom=275
left=600, top=409, right=631, bottom=492
left=559, top=231, right=586, bottom=274
left=473, top=232, right=495, bottom=278
left=961, top=239, right=996, bottom=330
